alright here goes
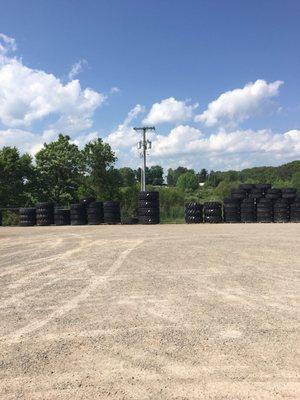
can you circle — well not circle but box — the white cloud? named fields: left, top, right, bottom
left=0, top=129, right=48, bottom=155
left=0, top=59, right=104, bottom=128
left=72, top=131, right=99, bottom=148
left=68, top=59, right=87, bottom=80
left=110, top=86, right=120, bottom=95
left=0, top=33, right=16, bottom=58
left=0, top=33, right=105, bottom=134
left=143, top=97, right=198, bottom=125
left=106, top=104, right=145, bottom=150
left=147, top=125, right=300, bottom=169
left=195, top=79, right=283, bottom=127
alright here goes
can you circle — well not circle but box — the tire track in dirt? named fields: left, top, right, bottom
left=0, top=239, right=143, bottom=344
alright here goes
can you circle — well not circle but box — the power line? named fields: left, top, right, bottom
left=134, top=126, right=155, bottom=191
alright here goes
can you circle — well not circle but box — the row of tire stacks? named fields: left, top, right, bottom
left=225, top=184, right=299, bottom=223
left=185, top=202, right=223, bottom=223
left=18, top=198, right=121, bottom=226
left=138, top=191, right=160, bottom=224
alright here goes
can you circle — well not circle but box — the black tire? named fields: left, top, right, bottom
left=239, top=184, right=255, bottom=191
left=138, top=191, right=159, bottom=201
left=204, top=215, right=222, bottom=223
left=185, top=209, right=202, bottom=217
left=139, top=215, right=160, bottom=224
left=138, top=199, right=159, bottom=208
left=255, top=184, right=272, bottom=191
left=185, top=216, right=203, bottom=224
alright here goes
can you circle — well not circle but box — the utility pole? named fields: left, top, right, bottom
left=134, top=126, right=155, bottom=191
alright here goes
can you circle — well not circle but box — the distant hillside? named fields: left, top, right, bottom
left=208, top=160, right=300, bottom=186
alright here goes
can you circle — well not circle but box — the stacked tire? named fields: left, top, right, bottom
left=0, top=211, right=2, bottom=226
left=257, top=198, right=273, bottom=223
left=231, top=189, right=247, bottom=202
left=282, top=188, right=297, bottom=204
left=255, top=184, right=271, bottom=195
left=70, top=203, right=87, bottom=225
left=290, top=198, right=300, bottom=222
left=203, top=202, right=222, bottom=223
left=54, top=208, right=70, bottom=226
left=266, top=188, right=282, bottom=203
left=87, top=201, right=104, bottom=225
left=241, top=198, right=256, bottom=223
left=249, top=188, right=264, bottom=203
left=104, top=201, right=121, bottom=224
left=223, top=199, right=240, bottom=223
left=239, top=184, right=255, bottom=196
left=36, top=202, right=54, bottom=226
left=273, top=199, right=290, bottom=223
left=185, top=202, right=203, bottom=224
left=138, top=191, right=160, bottom=224
left=19, top=208, right=36, bottom=226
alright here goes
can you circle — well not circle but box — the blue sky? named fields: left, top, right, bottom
left=0, top=0, right=299, bottom=171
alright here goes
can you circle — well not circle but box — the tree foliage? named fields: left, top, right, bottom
left=0, top=146, right=34, bottom=207
left=35, top=134, right=84, bottom=204
left=176, top=171, right=199, bottom=192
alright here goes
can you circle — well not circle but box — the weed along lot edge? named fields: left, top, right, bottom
left=0, top=224, right=299, bottom=399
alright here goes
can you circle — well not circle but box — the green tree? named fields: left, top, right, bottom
left=176, top=171, right=199, bottom=191
left=82, top=138, right=118, bottom=199
left=197, top=168, right=208, bottom=183
left=35, top=134, right=84, bottom=204
left=167, top=166, right=194, bottom=186
left=149, top=165, right=164, bottom=185
left=292, top=172, right=300, bottom=195
left=0, top=146, right=34, bottom=207
left=119, top=167, right=136, bottom=187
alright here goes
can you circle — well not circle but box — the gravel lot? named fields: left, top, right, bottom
left=0, top=224, right=299, bottom=399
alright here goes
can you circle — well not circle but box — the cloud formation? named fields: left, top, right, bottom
left=143, top=97, right=198, bottom=125
left=106, top=104, right=145, bottom=150
left=68, top=59, right=88, bottom=80
left=0, top=33, right=104, bottom=137
left=195, top=79, right=283, bottom=127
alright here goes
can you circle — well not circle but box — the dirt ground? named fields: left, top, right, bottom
left=0, top=224, right=299, bottom=399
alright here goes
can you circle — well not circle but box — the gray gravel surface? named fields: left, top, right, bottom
left=0, top=224, right=299, bottom=399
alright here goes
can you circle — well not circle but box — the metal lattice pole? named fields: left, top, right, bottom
left=134, top=126, right=155, bottom=191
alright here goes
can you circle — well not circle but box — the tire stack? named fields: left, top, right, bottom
left=241, top=198, right=256, bottom=223
left=255, top=184, right=272, bottom=196
left=282, top=188, right=297, bottom=204
left=36, top=202, right=54, bottom=226
left=265, top=188, right=282, bottom=203
left=184, top=202, right=203, bottom=224
left=256, top=198, right=273, bottom=223
left=70, top=203, right=87, bottom=225
left=0, top=211, right=2, bottom=226
left=19, top=208, right=36, bottom=226
left=138, top=191, right=160, bottom=224
left=87, top=201, right=104, bottom=225
left=290, top=198, right=300, bottom=222
left=231, top=188, right=247, bottom=202
left=273, top=199, right=290, bottom=223
left=54, top=208, right=70, bottom=226
left=203, top=202, right=222, bottom=223
left=223, top=199, right=241, bottom=223
left=104, top=201, right=121, bottom=224
left=239, top=183, right=255, bottom=196
left=248, top=187, right=264, bottom=203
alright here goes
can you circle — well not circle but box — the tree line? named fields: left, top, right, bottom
left=1, top=134, right=300, bottom=222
